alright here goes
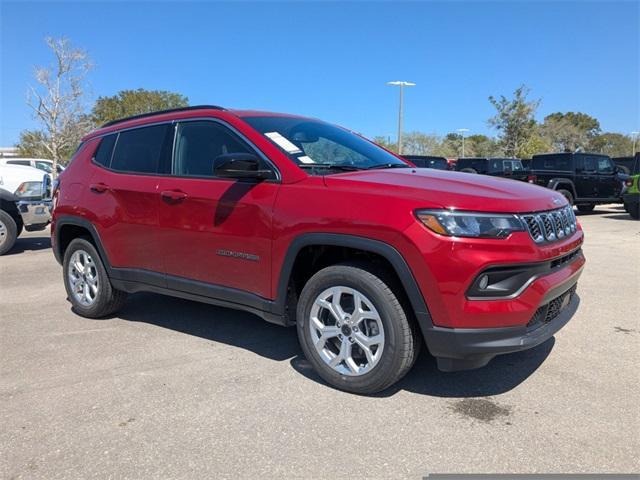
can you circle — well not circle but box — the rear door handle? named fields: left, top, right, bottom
left=161, top=190, right=187, bottom=203
left=90, top=183, right=110, bottom=193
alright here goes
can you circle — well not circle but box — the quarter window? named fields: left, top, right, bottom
left=173, top=121, right=256, bottom=177
left=93, top=134, right=117, bottom=167
left=110, top=124, right=173, bottom=174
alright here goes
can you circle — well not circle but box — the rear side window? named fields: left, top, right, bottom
left=532, top=155, right=572, bottom=171
left=93, top=134, right=117, bottom=167
left=110, top=124, right=173, bottom=174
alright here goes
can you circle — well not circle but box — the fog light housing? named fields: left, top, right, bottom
left=478, top=274, right=489, bottom=290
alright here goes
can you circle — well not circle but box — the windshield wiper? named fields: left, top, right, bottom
left=297, top=163, right=365, bottom=172
left=366, top=163, right=412, bottom=170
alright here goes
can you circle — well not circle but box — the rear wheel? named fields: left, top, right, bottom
left=557, top=189, right=574, bottom=205
left=296, top=262, right=420, bottom=394
left=63, top=238, right=127, bottom=318
left=577, top=204, right=595, bottom=213
left=0, top=210, right=18, bottom=256
left=624, top=200, right=639, bottom=219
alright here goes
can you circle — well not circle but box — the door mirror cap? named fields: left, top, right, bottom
left=214, top=153, right=273, bottom=180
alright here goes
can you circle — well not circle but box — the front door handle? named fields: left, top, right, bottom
left=90, top=183, right=110, bottom=193
left=161, top=190, right=187, bottom=203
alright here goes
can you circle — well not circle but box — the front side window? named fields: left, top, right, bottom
left=243, top=116, right=408, bottom=174
left=596, top=157, right=614, bottom=174
left=35, top=161, right=53, bottom=173
left=110, top=124, right=172, bottom=174
left=173, top=121, right=256, bottom=177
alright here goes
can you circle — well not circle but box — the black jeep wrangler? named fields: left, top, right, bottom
left=529, top=153, right=624, bottom=212
left=455, top=157, right=528, bottom=181
left=402, top=155, right=449, bottom=170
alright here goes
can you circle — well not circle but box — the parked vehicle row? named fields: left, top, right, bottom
left=0, top=164, right=52, bottom=255
left=402, top=151, right=633, bottom=217
left=0, top=157, right=65, bottom=175
left=50, top=105, right=584, bottom=394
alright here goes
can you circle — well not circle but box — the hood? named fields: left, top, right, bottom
left=323, top=168, right=567, bottom=213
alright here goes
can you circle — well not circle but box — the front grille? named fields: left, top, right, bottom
left=527, top=284, right=577, bottom=328
left=520, top=205, right=577, bottom=244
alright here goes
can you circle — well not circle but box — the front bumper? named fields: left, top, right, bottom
left=17, top=199, right=52, bottom=231
left=425, top=264, right=583, bottom=371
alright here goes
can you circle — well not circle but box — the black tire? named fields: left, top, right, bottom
left=296, top=262, right=420, bottom=394
left=557, top=189, right=574, bottom=205
left=624, top=201, right=640, bottom=219
left=577, top=204, right=595, bottom=213
left=0, top=210, right=18, bottom=255
left=63, top=237, right=127, bottom=318
left=460, top=168, right=477, bottom=174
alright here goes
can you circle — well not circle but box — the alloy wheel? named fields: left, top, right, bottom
left=68, top=249, right=99, bottom=306
left=0, top=220, right=6, bottom=247
left=309, top=286, right=385, bottom=376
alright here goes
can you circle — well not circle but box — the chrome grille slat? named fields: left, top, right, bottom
left=520, top=206, right=577, bottom=244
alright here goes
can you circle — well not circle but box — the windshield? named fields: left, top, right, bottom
left=243, top=116, right=409, bottom=173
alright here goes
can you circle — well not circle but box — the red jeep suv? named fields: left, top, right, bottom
left=52, top=106, right=585, bottom=394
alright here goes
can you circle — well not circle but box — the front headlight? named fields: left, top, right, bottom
left=416, top=209, right=525, bottom=239
left=15, top=181, right=44, bottom=198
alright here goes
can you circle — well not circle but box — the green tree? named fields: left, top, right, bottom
left=488, top=85, right=540, bottom=158
left=541, top=112, right=600, bottom=152
left=465, top=134, right=501, bottom=157
left=91, top=89, right=189, bottom=125
left=588, top=133, right=634, bottom=157
left=372, top=136, right=398, bottom=153
left=518, top=130, right=552, bottom=158
left=400, top=132, right=445, bottom=156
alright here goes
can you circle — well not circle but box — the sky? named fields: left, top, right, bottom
left=1, top=0, right=638, bottom=146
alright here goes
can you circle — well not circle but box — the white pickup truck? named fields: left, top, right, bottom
left=0, top=164, right=52, bottom=255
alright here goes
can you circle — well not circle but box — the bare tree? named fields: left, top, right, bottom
left=26, top=37, right=93, bottom=178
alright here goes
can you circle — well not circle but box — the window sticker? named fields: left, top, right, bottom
left=264, top=132, right=302, bottom=154
left=298, top=155, right=315, bottom=164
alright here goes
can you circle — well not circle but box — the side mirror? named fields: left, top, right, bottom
left=214, top=153, right=273, bottom=180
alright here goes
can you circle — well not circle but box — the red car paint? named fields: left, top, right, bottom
left=52, top=107, right=584, bottom=338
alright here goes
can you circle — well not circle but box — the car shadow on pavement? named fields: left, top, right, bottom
left=602, top=213, right=636, bottom=221
left=290, top=338, right=555, bottom=398
left=113, top=291, right=575, bottom=398
left=6, top=234, right=51, bottom=255
left=114, top=292, right=300, bottom=362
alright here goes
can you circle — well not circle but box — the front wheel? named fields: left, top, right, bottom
left=557, top=189, right=574, bottom=205
left=577, top=204, right=595, bottom=213
left=296, top=263, right=420, bottom=394
left=624, top=201, right=639, bottom=219
left=0, top=210, right=18, bottom=255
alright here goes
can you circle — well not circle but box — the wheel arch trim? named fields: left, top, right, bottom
left=548, top=178, right=577, bottom=198
left=54, top=216, right=111, bottom=270
left=274, top=233, right=434, bottom=333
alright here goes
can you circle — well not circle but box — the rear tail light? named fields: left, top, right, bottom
left=527, top=175, right=537, bottom=184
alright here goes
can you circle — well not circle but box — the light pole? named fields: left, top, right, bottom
left=457, top=128, right=470, bottom=157
left=632, top=131, right=639, bottom=155
left=387, top=81, right=415, bottom=154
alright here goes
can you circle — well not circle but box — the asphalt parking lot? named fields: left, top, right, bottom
left=1, top=205, right=639, bottom=479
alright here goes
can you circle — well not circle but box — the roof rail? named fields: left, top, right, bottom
left=100, top=105, right=226, bottom=128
